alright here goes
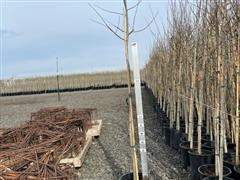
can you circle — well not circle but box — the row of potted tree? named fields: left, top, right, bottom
left=142, top=0, right=239, bottom=180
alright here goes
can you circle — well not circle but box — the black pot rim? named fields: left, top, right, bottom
left=202, top=177, right=234, bottom=180
left=233, top=165, right=240, bottom=173
left=198, top=164, right=232, bottom=177
left=223, top=160, right=235, bottom=166
left=179, top=141, right=198, bottom=149
left=179, top=141, right=190, bottom=149
left=203, top=141, right=215, bottom=147
left=188, top=149, right=214, bottom=157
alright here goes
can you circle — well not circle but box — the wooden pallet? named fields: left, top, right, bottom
left=86, top=119, right=102, bottom=138
left=59, top=137, right=92, bottom=167
left=60, top=119, right=102, bottom=168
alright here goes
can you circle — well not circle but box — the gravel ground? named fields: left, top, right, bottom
left=0, top=88, right=190, bottom=180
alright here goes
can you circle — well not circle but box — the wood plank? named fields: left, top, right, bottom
left=60, top=120, right=102, bottom=167
left=86, top=119, right=102, bottom=138
left=59, top=137, right=92, bottom=167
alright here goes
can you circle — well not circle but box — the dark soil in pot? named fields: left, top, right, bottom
left=198, top=164, right=232, bottom=180
left=119, top=173, right=143, bottom=180
left=179, top=141, right=197, bottom=170
left=188, top=149, right=214, bottom=180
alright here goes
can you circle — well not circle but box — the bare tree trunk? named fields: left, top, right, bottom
left=196, top=71, right=204, bottom=154
left=123, top=1, right=139, bottom=179
left=176, top=55, right=182, bottom=131
left=236, top=62, right=240, bottom=166
left=188, top=1, right=201, bottom=149
left=185, top=98, right=189, bottom=134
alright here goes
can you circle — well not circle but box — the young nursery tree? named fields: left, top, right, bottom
left=90, top=1, right=157, bottom=179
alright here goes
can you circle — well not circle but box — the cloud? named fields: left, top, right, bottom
left=1, top=29, right=23, bottom=38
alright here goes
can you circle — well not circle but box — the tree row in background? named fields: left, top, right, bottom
left=0, top=71, right=128, bottom=94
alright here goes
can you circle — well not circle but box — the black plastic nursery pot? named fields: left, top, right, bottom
left=155, top=104, right=161, bottom=113
left=203, top=141, right=215, bottom=152
left=198, top=164, right=232, bottom=180
left=227, top=143, right=236, bottom=151
left=193, top=131, right=207, bottom=139
left=188, top=149, right=214, bottom=180
left=119, top=173, right=143, bottom=180
left=202, top=177, right=234, bottom=180
left=233, top=165, right=240, bottom=179
left=179, top=141, right=197, bottom=170
left=223, top=152, right=236, bottom=179
left=160, top=117, right=169, bottom=130
left=161, top=120, right=169, bottom=135
left=171, top=129, right=182, bottom=150
left=158, top=114, right=164, bottom=126
left=170, top=128, right=175, bottom=148
left=180, top=135, right=187, bottom=143
left=180, top=126, right=186, bottom=133
left=202, top=135, right=211, bottom=144
left=164, top=126, right=171, bottom=146
left=161, top=118, right=168, bottom=126
left=180, top=135, right=200, bottom=143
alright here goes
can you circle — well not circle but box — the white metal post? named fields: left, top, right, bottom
left=131, top=42, right=149, bottom=178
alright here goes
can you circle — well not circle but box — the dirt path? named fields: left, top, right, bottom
left=0, top=88, right=190, bottom=180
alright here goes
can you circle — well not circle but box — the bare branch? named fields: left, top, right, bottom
left=105, top=17, right=125, bottom=33
left=149, top=4, right=161, bottom=37
left=149, top=24, right=159, bottom=42
left=116, top=16, right=121, bottom=34
left=89, top=3, right=124, bottom=40
left=94, top=4, right=123, bottom=16
left=90, top=18, right=106, bottom=27
left=131, top=0, right=140, bottom=31
left=132, top=12, right=159, bottom=34
left=128, top=0, right=142, bottom=11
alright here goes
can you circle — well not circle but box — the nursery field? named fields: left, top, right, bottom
left=0, top=87, right=190, bottom=180
left=0, top=71, right=128, bottom=95
left=1, top=1, right=239, bottom=179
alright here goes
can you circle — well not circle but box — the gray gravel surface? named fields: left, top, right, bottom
left=0, top=88, right=190, bottom=180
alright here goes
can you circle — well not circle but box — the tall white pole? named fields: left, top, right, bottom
left=132, top=42, right=148, bottom=179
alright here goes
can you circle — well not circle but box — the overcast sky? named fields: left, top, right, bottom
left=0, top=0, right=170, bottom=79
